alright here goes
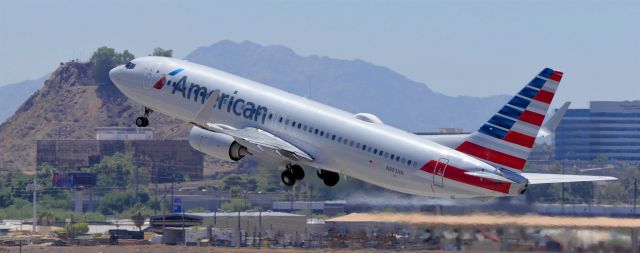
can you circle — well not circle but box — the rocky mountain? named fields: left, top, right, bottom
left=0, top=40, right=509, bottom=172
left=0, top=76, right=48, bottom=124
left=186, top=40, right=509, bottom=132
left=0, top=62, right=192, bottom=171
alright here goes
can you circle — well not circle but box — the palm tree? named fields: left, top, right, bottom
left=130, top=203, right=148, bottom=230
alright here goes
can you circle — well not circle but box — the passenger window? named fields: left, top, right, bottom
left=384, top=152, right=389, bottom=158
left=332, top=135, right=336, bottom=140
left=361, top=145, right=366, bottom=150
left=401, top=158, right=406, bottom=163
left=343, top=139, right=348, bottom=145
left=268, top=114, right=273, bottom=120
left=292, top=121, right=296, bottom=126
left=379, top=150, right=383, bottom=156
left=390, top=154, right=395, bottom=160
left=368, top=147, right=372, bottom=152
left=315, top=129, right=319, bottom=135
left=303, top=125, right=307, bottom=131
left=285, top=119, right=289, bottom=125
left=356, top=143, right=361, bottom=148
left=396, top=156, right=400, bottom=162
left=279, top=117, right=283, bottom=123
left=407, top=160, right=412, bottom=165
left=373, top=148, right=377, bottom=153
left=297, top=123, right=301, bottom=129
left=320, top=131, right=324, bottom=136
left=337, top=136, right=342, bottom=142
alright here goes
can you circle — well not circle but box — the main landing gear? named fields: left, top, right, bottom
left=281, top=164, right=305, bottom=186
left=317, top=169, right=339, bottom=187
left=135, top=107, right=153, bottom=127
left=280, top=165, right=340, bottom=187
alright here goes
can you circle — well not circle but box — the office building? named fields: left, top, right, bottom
left=554, top=101, right=640, bottom=161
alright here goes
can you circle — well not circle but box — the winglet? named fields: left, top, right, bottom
left=192, top=89, right=220, bottom=127
left=538, top=101, right=571, bottom=138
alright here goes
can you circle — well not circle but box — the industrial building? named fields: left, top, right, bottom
left=272, top=200, right=346, bottom=216
left=149, top=212, right=307, bottom=246
left=36, top=127, right=204, bottom=182
left=554, top=101, right=640, bottom=162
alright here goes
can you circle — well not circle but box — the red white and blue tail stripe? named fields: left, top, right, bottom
left=456, top=68, right=563, bottom=172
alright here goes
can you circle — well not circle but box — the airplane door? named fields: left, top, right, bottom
left=433, top=158, right=449, bottom=187
left=143, top=62, right=161, bottom=89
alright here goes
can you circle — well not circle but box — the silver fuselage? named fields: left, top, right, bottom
left=110, top=56, right=526, bottom=198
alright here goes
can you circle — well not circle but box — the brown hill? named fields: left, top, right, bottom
left=0, top=61, right=193, bottom=172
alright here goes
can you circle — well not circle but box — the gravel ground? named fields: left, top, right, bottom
left=0, top=245, right=500, bottom=253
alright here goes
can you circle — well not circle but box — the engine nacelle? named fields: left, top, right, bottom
left=188, top=126, right=249, bottom=161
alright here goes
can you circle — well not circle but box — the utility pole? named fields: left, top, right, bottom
left=154, top=164, right=158, bottom=215
left=32, top=171, right=37, bottom=234
left=134, top=166, right=139, bottom=204
left=171, top=180, right=175, bottom=213
left=237, top=211, right=241, bottom=248
left=258, top=210, right=262, bottom=247
left=634, top=177, right=637, bottom=216
left=561, top=160, right=565, bottom=215
left=182, top=209, right=186, bottom=246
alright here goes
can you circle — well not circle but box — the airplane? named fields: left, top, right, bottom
left=109, top=57, right=615, bottom=199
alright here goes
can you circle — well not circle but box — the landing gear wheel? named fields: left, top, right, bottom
left=281, top=170, right=296, bottom=186
left=135, top=107, right=153, bottom=127
left=319, top=170, right=339, bottom=187
left=135, top=117, right=149, bottom=127
left=290, top=165, right=305, bottom=180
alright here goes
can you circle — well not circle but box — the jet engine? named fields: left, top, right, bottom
left=188, top=126, right=250, bottom=161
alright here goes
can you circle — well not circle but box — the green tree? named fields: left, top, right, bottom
left=151, top=47, right=173, bottom=57
left=256, top=166, right=282, bottom=192
left=89, top=153, right=146, bottom=190
left=63, top=222, right=89, bottom=239
left=90, top=46, right=135, bottom=84
left=567, top=182, right=594, bottom=203
left=526, top=183, right=562, bottom=203
left=98, top=191, right=133, bottom=214
left=599, top=183, right=626, bottom=204
left=221, top=198, right=250, bottom=212
left=115, top=50, right=135, bottom=64
left=0, top=188, right=12, bottom=208
left=40, top=192, right=72, bottom=209
left=222, top=174, right=245, bottom=190
left=38, top=163, right=57, bottom=184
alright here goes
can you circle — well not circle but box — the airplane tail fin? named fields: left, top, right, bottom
left=455, top=68, right=563, bottom=172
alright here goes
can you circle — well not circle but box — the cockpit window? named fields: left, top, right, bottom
left=125, top=62, right=136, bottom=69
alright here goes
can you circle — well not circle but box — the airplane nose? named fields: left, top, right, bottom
left=109, top=65, right=124, bottom=85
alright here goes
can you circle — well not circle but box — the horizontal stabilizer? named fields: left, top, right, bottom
left=521, top=173, right=617, bottom=185
left=464, top=171, right=516, bottom=183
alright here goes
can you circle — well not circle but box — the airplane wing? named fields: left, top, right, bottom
left=206, top=123, right=314, bottom=162
left=190, top=89, right=313, bottom=162
left=521, top=173, right=617, bottom=185
left=537, top=101, right=571, bottom=138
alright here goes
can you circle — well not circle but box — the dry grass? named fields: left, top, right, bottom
left=327, top=213, right=640, bottom=229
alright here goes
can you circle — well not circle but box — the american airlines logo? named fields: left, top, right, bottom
left=161, top=69, right=269, bottom=124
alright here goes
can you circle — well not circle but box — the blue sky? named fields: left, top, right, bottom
left=0, top=0, right=638, bottom=108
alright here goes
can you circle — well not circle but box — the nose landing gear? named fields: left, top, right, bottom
left=135, top=107, right=153, bottom=127
left=281, top=164, right=305, bottom=186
